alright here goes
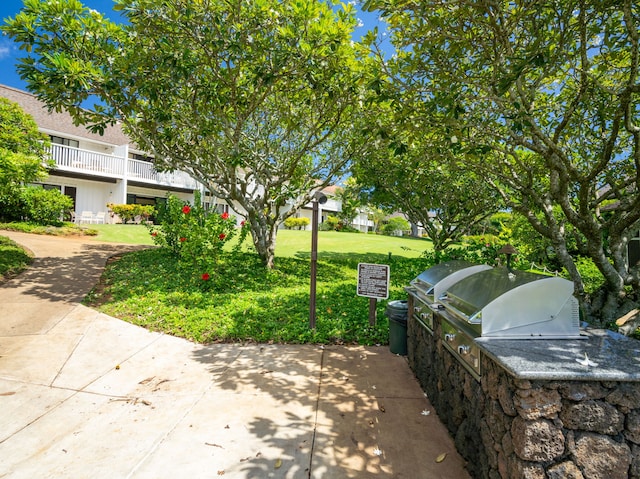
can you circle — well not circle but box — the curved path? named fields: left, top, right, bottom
left=0, top=231, right=469, bottom=479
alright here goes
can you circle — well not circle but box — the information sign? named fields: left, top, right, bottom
left=357, top=263, right=390, bottom=300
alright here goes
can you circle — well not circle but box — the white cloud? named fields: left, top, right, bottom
left=0, top=40, right=13, bottom=60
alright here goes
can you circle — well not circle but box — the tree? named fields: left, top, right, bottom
left=0, top=97, right=51, bottom=221
left=354, top=134, right=503, bottom=250
left=4, top=0, right=370, bottom=268
left=364, top=0, right=640, bottom=324
left=351, top=70, right=503, bottom=250
left=334, top=177, right=364, bottom=230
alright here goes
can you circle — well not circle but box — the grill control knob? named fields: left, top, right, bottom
left=444, top=333, right=456, bottom=342
left=458, top=345, right=471, bottom=355
left=420, top=312, right=429, bottom=320
left=414, top=306, right=421, bottom=313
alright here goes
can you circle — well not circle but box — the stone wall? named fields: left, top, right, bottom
left=407, top=313, right=640, bottom=479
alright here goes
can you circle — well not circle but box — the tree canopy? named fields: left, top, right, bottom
left=364, top=0, right=640, bottom=323
left=3, top=0, right=370, bottom=268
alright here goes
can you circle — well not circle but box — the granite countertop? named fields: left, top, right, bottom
left=477, top=328, right=640, bottom=381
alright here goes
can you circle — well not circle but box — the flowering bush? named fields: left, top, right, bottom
left=148, top=191, right=249, bottom=272
left=107, top=203, right=155, bottom=224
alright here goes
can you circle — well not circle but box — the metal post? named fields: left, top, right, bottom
left=309, top=199, right=319, bottom=329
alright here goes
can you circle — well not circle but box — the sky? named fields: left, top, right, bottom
left=0, top=0, right=389, bottom=93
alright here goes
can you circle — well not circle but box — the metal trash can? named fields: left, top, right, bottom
left=385, top=300, right=408, bottom=355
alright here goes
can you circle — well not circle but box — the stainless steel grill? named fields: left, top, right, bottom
left=405, top=261, right=491, bottom=333
left=407, top=263, right=584, bottom=381
left=439, top=267, right=582, bottom=339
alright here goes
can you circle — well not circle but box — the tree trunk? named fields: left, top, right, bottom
left=248, top=213, right=278, bottom=269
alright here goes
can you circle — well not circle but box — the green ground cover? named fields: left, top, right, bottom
left=85, top=227, right=432, bottom=345
left=1, top=224, right=433, bottom=345
left=0, top=236, right=33, bottom=282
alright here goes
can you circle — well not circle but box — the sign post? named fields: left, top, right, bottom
left=357, top=263, right=390, bottom=326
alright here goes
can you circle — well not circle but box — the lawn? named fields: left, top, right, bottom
left=89, top=224, right=429, bottom=259
left=84, top=226, right=434, bottom=345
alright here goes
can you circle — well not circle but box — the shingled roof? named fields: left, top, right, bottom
left=0, top=84, right=132, bottom=147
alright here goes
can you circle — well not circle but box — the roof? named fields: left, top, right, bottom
left=0, top=84, right=132, bottom=146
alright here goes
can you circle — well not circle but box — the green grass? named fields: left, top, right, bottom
left=88, top=224, right=429, bottom=259
left=83, top=227, right=433, bottom=345
left=0, top=236, right=34, bottom=282
left=89, top=224, right=155, bottom=245
left=0, top=221, right=98, bottom=236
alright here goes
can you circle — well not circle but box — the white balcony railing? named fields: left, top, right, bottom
left=127, top=158, right=199, bottom=189
left=49, top=143, right=198, bottom=189
left=50, top=143, right=125, bottom=176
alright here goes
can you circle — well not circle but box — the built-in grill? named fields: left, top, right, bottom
left=407, top=262, right=584, bottom=381
left=436, top=267, right=583, bottom=379
left=405, top=261, right=492, bottom=334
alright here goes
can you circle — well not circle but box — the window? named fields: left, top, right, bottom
left=216, top=204, right=229, bottom=214
left=50, top=136, right=79, bottom=148
left=129, top=152, right=154, bottom=162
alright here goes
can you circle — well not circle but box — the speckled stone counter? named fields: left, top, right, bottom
left=407, top=311, right=640, bottom=479
left=477, top=328, right=640, bottom=382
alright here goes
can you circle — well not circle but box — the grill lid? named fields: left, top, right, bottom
left=411, top=260, right=485, bottom=297
left=440, top=268, right=581, bottom=338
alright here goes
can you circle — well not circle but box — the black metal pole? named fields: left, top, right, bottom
left=309, top=199, right=319, bottom=329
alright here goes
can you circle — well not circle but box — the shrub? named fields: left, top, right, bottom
left=568, top=256, right=605, bottom=295
left=148, top=191, right=249, bottom=271
left=0, top=98, right=51, bottom=222
left=283, top=217, right=310, bottom=230
left=382, top=216, right=410, bottom=236
left=21, top=186, right=73, bottom=225
left=107, top=203, right=155, bottom=224
left=320, top=215, right=341, bottom=231
left=457, top=234, right=505, bottom=266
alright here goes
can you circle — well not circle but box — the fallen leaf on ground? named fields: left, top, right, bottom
left=436, top=453, right=447, bottom=463
left=274, top=458, right=282, bottom=469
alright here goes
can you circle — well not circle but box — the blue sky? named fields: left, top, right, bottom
left=0, top=0, right=388, bottom=92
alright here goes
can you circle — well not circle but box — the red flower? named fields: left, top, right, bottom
left=219, top=233, right=226, bottom=240
left=201, top=273, right=210, bottom=281
left=240, top=220, right=246, bottom=227
left=151, top=231, right=157, bottom=237
left=180, top=237, right=187, bottom=242
left=182, top=205, right=191, bottom=214
left=221, top=212, right=229, bottom=220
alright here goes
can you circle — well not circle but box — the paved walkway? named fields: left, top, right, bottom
left=0, top=231, right=470, bottom=478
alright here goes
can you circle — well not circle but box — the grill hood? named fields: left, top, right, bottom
left=410, top=260, right=491, bottom=302
left=439, top=268, right=582, bottom=339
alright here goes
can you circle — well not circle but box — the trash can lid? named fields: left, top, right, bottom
left=387, top=299, right=408, bottom=309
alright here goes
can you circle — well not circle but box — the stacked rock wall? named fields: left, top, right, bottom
left=407, top=314, right=640, bottom=479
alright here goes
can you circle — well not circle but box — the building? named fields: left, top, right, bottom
left=1, top=83, right=373, bottom=231
left=1, top=84, right=209, bottom=223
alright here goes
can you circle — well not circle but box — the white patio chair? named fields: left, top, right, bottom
left=79, top=211, right=94, bottom=224
left=94, top=212, right=106, bottom=224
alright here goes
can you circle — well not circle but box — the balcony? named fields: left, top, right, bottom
left=49, top=143, right=198, bottom=190
left=50, top=143, right=124, bottom=178
left=127, top=158, right=199, bottom=189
